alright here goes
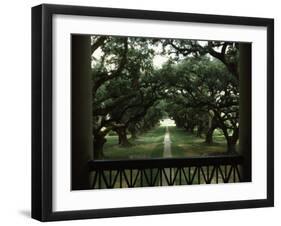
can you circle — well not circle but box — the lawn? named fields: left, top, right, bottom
left=103, top=126, right=165, bottom=159
left=103, top=126, right=231, bottom=159
left=169, top=126, right=228, bottom=157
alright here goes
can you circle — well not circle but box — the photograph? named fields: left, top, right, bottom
left=71, top=34, right=251, bottom=190
left=31, top=4, right=273, bottom=221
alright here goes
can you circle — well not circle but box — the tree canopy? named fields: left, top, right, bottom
left=90, top=36, right=240, bottom=158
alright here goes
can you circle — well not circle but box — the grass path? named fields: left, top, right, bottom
left=162, top=126, right=174, bottom=186
left=103, top=126, right=165, bottom=159
left=103, top=125, right=228, bottom=160
left=163, top=127, right=172, bottom=157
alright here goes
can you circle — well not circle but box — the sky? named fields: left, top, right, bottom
left=159, top=118, right=176, bottom=127
left=91, top=37, right=209, bottom=69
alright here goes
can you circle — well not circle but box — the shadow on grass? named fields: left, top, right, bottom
left=169, top=127, right=229, bottom=157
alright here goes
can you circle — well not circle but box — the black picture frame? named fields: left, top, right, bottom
left=32, top=3, right=274, bottom=222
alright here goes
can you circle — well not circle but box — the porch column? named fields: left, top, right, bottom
left=239, top=43, right=252, bottom=182
left=71, top=35, right=93, bottom=190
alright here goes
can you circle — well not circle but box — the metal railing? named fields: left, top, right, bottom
left=88, top=155, right=243, bottom=189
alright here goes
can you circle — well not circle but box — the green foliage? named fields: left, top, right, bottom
left=90, top=35, right=240, bottom=156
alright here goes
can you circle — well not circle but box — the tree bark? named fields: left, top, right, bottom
left=115, top=127, right=131, bottom=147
left=218, top=119, right=238, bottom=154
left=130, top=130, right=137, bottom=139
left=93, top=133, right=106, bottom=159
left=226, top=138, right=237, bottom=153
left=196, top=124, right=204, bottom=138
left=226, top=127, right=239, bottom=154
left=205, top=127, right=215, bottom=144
left=205, top=115, right=217, bottom=144
left=128, top=125, right=137, bottom=139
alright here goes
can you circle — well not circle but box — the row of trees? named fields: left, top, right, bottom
left=91, top=36, right=240, bottom=158
left=163, top=57, right=239, bottom=153
left=162, top=40, right=240, bottom=153
left=91, top=36, right=167, bottom=158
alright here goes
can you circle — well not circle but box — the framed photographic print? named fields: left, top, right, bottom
left=32, top=4, right=274, bottom=221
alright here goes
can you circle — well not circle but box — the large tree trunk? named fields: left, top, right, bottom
left=205, top=127, right=215, bottom=144
left=226, top=127, right=239, bottom=154
left=196, top=124, right=204, bottom=138
left=130, top=130, right=137, bottom=139
left=226, top=138, right=237, bottom=153
left=218, top=119, right=239, bottom=154
left=115, top=127, right=131, bottom=147
left=128, top=125, right=137, bottom=139
left=93, top=133, right=106, bottom=159
left=205, top=116, right=217, bottom=144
